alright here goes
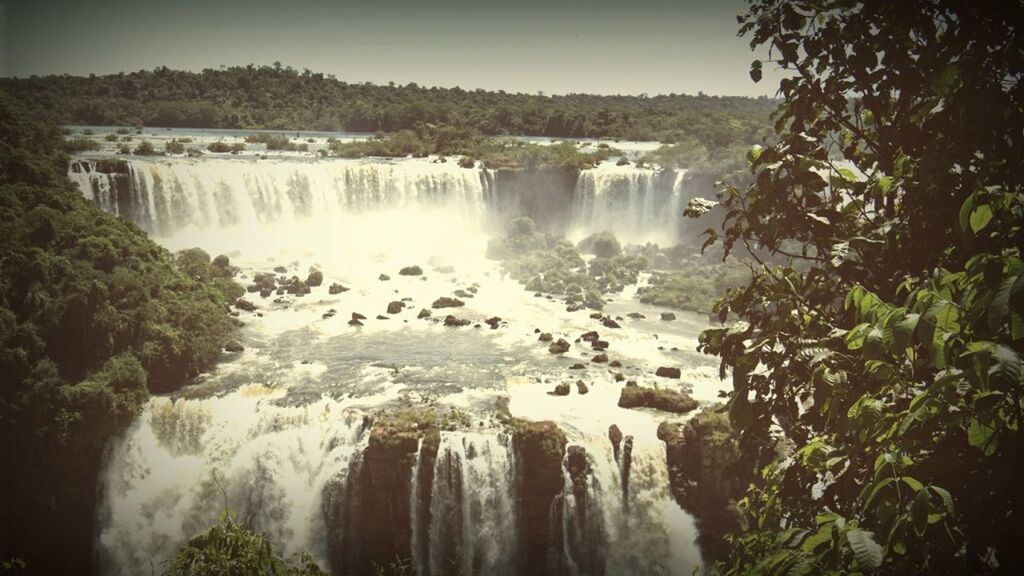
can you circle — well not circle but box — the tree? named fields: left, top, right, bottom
left=697, top=2, right=1024, bottom=574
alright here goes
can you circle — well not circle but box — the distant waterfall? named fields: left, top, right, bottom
left=68, top=157, right=494, bottom=237
left=428, top=432, right=519, bottom=576
left=572, top=164, right=687, bottom=245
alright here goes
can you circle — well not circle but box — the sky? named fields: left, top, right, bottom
left=0, top=0, right=783, bottom=97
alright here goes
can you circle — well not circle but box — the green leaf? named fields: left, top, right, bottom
left=969, top=204, right=993, bottom=233
left=901, top=476, right=924, bottom=492
left=958, top=191, right=977, bottom=235
left=931, top=63, right=961, bottom=96
left=846, top=529, right=884, bottom=570
left=801, top=524, right=833, bottom=554
left=989, top=275, right=1019, bottom=334
left=911, top=488, right=931, bottom=536
left=892, top=313, right=919, bottom=352
left=967, top=418, right=998, bottom=456
left=929, top=485, right=955, bottom=517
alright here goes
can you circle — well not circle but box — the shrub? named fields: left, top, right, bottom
left=133, top=140, right=158, bottom=155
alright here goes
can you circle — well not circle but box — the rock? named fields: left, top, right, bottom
left=454, top=289, right=473, bottom=299
left=379, top=274, right=390, bottom=281
left=322, top=311, right=336, bottom=319
left=569, top=363, right=586, bottom=370
left=627, top=312, right=646, bottom=319
left=609, top=360, right=623, bottom=368
left=352, top=312, right=367, bottom=320
left=626, top=380, right=638, bottom=387
left=614, top=372, right=625, bottom=382
left=589, top=312, right=603, bottom=319
left=273, top=265, right=287, bottom=273
left=432, top=297, right=465, bottom=309
left=235, top=298, right=257, bottom=312
left=246, top=284, right=260, bottom=293
left=224, top=339, right=244, bottom=352
left=443, top=315, right=471, bottom=327
left=417, top=308, right=432, bottom=319
left=618, top=385, right=698, bottom=413
left=399, top=265, right=423, bottom=276
left=329, top=283, right=349, bottom=294
left=576, top=380, right=589, bottom=394
left=306, top=270, right=323, bottom=287
left=592, top=340, right=609, bottom=351
left=259, top=287, right=272, bottom=298
left=376, top=315, right=389, bottom=320
left=591, top=354, right=608, bottom=364
left=348, top=318, right=364, bottom=326
left=511, top=421, right=567, bottom=576
left=485, top=316, right=501, bottom=329
left=548, top=338, right=570, bottom=354
left=538, top=332, right=553, bottom=342
left=609, top=424, right=623, bottom=460
left=661, top=312, right=677, bottom=321
left=580, top=330, right=600, bottom=343
left=553, top=383, right=571, bottom=395
left=602, top=318, right=621, bottom=329
left=655, top=366, right=682, bottom=379
left=387, top=301, right=405, bottom=315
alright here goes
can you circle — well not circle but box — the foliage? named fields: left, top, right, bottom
left=697, top=2, right=1024, bottom=574
left=206, top=140, right=246, bottom=154
left=163, top=139, right=185, bottom=154
left=0, top=65, right=776, bottom=144
left=0, top=89, right=241, bottom=572
left=577, top=231, right=622, bottom=258
left=246, top=132, right=309, bottom=152
left=163, top=512, right=327, bottom=576
left=132, top=140, right=158, bottom=155
left=637, top=258, right=750, bottom=315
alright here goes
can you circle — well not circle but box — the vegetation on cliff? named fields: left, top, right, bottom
left=700, top=2, right=1024, bottom=574
left=0, top=90, right=241, bottom=572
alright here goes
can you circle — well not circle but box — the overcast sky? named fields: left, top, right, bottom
left=0, top=0, right=783, bottom=97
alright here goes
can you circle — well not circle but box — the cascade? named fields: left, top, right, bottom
left=571, top=164, right=688, bottom=245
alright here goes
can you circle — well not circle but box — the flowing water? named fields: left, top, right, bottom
left=72, top=155, right=725, bottom=576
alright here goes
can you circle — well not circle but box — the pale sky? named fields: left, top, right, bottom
left=0, top=0, right=784, bottom=97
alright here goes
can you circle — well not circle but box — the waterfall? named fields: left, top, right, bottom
left=95, top=391, right=369, bottom=575
left=410, top=438, right=427, bottom=576
left=559, top=431, right=702, bottom=576
left=428, top=431, right=518, bottom=576
left=572, top=164, right=687, bottom=245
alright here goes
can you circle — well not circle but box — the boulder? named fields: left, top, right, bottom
left=379, top=274, right=391, bottom=281
left=432, top=297, right=465, bottom=309
left=538, top=332, right=553, bottom=342
left=329, top=283, right=349, bottom=294
left=609, top=360, right=622, bottom=368
left=443, top=315, right=471, bottom=327
left=348, top=318, right=364, bottom=327
left=398, top=265, right=423, bottom=276
left=553, top=383, right=571, bottom=396
left=661, top=312, right=676, bottom=321
left=224, top=339, right=244, bottom=352
left=592, top=340, right=609, bottom=351
left=376, top=315, right=389, bottom=320
left=387, top=301, right=405, bottom=315
left=627, top=312, right=646, bottom=319
left=235, top=298, right=257, bottom=312
left=273, top=265, right=287, bottom=273
left=618, top=385, right=698, bottom=413
left=608, top=424, right=623, bottom=460
left=454, top=289, right=473, bottom=299
left=602, top=317, right=621, bottom=329
left=576, top=380, right=589, bottom=395
left=485, top=316, right=502, bottom=329
left=352, top=312, right=367, bottom=320
left=306, top=270, right=323, bottom=287
left=417, top=308, right=432, bottom=319
left=548, top=338, right=570, bottom=354
left=591, top=354, right=608, bottom=364
left=569, top=363, right=586, bottom=370
left=655, top=366, right=682, bottom=379
left=580, top=330, right=600, bottom=343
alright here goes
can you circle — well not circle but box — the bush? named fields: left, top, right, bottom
left=63, top=137, right=101, bottom=152
left=577, top=231, right=621, bottom=258
left=207, top=141, right=245, bottom=153
left=132, top=140, right=158, bottom=155
left=163, top=139, right=185, bottom=154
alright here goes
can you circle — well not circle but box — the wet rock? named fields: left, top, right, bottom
left=538, top=332, right=553, bottom=342
left=621, top=436, right=634, bottom=500
left=618, top=385, right=698, bottom=413
left=387, top=301, right=405, bottom=314
left=306, top=270, right=323, bottom=287
left=352, top=312, right=367, bottom=320
left=259, top=287, right=273, bottom=298
left=553, top=383, right=571, bottom=395
left=246, top=284, right=260, bottom=293
left=485, top=316, right=502, bottom=329
left=223, top=339, right=244, bottom=352
left=548, top=338, right=570, bottom=354
left=329, top=283, right=349, bottom=294
left=576, top=380, right=589, bottom=394
left=348, top=318, right=364, bottom=326
left=661, top=312, right=676, bottom=321
left=454, top=289, right=474, bottom=299
left=443, top=315, right=471, bottom=327
left=569, top=363, right=586, bottom=370
left=511, top=421, right=567, bottom=576
left=432, top=297, right=465, bottom=309
left=376, top=315, right=389, bottom=320
left=602, top=317, right=621, bottom=329
left=627, top=312, right=646, bottom=319
left=235, top=298, right=257, bottom=312
left=398, top=265, right=423, bottom=276
left=417, top=308, right=432, bottom=319
left=614, top=372, right=625, bottom=382
left=580, top=330, right=600, bottom=343
left=589, top=312, right=603, bottom=319
left=655, top=366, right=682, bottom=379
left=609, top=360, right=622, bottom=368
left=273, top=265, right=287, bottom=273
left=591, top=354, right=608, bottom=364
left=625, top=380, right=638, bottom=387
left=379, top=274, right=390, bottom=281
left=322, top=310, right=336, bottom=319
left=592, top=340, right=609, bottom=351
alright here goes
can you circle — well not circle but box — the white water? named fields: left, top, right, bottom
left=571, top=164, right=688, bottom=246
left=76, top=154, right=724, bottom=575
left=428, top=432, right=519, bottom=576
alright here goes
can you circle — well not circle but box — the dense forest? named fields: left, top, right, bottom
left=0, top=92, right=243, bottom=572
left=0, top=65, right=776, bottom=145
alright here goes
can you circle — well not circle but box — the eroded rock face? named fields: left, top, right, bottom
left=511, top=420, right=568, bottom=576
left=658, top=411, right=744, bottom=562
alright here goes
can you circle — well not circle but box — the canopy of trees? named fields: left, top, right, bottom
left=0, top=90, right=242, bottom=573
left=0, top=65, right=776, bottom=145
left=698, top=1, right=1023, bottom=574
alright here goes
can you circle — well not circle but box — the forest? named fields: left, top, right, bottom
left=0, top=65, right=776, bottom=144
